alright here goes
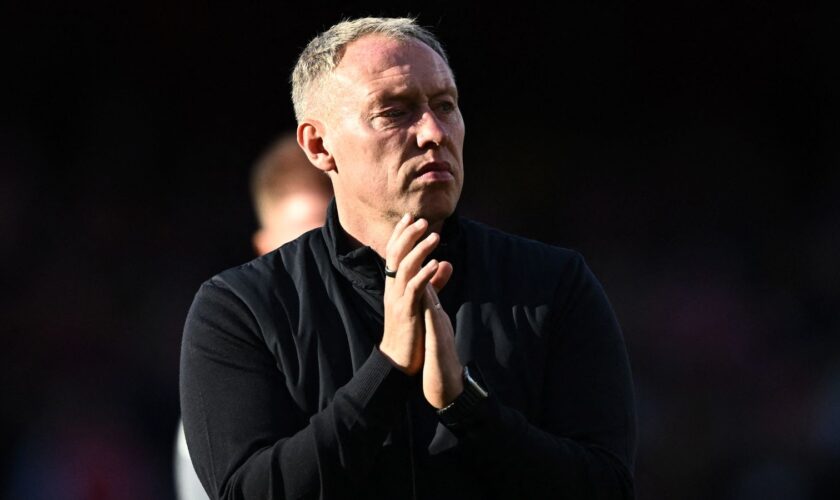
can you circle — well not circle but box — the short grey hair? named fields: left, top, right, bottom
left=291, top=17, right=450, bottom=122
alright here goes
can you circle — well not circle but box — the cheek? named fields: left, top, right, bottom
left=332, top=124, right=378, bottom=170
left=455, top=115, right=466, bottom=142
left=446, top=115, right=465, bottom=145
left=448, top=125, right=466, bottom=161
left=375, top=131, right=412, bottom=171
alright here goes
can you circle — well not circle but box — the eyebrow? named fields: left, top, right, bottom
left=370, top=85, right=459, bottom=105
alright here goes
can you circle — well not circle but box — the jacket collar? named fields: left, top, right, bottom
left=321, top=199, right=462, bottom=295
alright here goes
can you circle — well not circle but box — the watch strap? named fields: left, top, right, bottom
left=437, top=366, right=489, bottom=427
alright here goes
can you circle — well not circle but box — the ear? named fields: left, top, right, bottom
left=298, top=120, right=336, bottom=173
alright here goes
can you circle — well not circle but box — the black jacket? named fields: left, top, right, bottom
left=180, top=202, right=636, bottom=499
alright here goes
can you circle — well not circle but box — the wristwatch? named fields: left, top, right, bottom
left=437, top=366, right=489, bottom=427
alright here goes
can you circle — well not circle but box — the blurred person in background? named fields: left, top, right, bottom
left=249, top=134, right=333, bottom=257
left=174, top=133, right=332, bottom=500
left=181, top=17, right=635, bottom=499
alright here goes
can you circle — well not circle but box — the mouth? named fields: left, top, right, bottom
left=414, top=161, right=454, bottom=182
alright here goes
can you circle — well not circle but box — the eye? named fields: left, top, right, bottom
left=374, top=105, right=411, bottom=121
left=371, top=108, right=411, bottom=128
left=379, top=108, right=407, bottom=119
left=435, top=100, right=457, bottom=114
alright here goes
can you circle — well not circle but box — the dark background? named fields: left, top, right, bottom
left=1, top=2, right=838, bottom=499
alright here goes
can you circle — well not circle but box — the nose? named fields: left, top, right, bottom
left=415, top=110, right=447, bottom=149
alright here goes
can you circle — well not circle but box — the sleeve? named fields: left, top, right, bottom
left=447, top=254, right=636, bottom=499
left=179, top=280, right=411, bottom=500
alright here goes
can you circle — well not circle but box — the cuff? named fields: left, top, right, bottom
left=336, top=347, right=413, bottom=421
left=437, top=363, right=491, bottom=432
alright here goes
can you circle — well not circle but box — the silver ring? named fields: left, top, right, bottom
left=384, top=265, right=397, bottom=278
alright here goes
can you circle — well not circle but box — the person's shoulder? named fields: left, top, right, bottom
left=186, top=228, right=328, bottom=344
left=459, top=217, right=583, bottom=272
left=206, top=226, right=326, bottom=305
left=458, top=217, right=602, bottom=309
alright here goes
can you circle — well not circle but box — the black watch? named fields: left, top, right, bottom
left=437, top=366, right=489, bottom=427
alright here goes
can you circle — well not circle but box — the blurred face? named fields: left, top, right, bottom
left=323, top=35, right=465, bottom=226
left=255, top=192, right=331, bottom=256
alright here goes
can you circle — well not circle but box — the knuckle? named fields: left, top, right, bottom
left=403, top=280, right=418, bottom=294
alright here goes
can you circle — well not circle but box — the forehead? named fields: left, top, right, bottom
left=332, top=35, right=455, bottom=100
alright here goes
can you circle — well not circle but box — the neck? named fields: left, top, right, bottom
left=334, top=199, right=445, bottom=258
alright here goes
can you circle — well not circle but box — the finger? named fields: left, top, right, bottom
left=422, top=285, right=453, bottom=351
left=385, top=213, right=413, bottom=260
left=403, top=259, right=439, bottom=307
left=385, top=218, right=429, bottom=278
left=396, top=231, right=440, bottom=291
left=424, top=283, right=455, bottom=335
left=384, top=213, right=413, bottom=279
left=423, top=290, right=439, bottom=349
left=429, top=261, right=453, bottom=293
left=422, top=283, right=442, bottom=309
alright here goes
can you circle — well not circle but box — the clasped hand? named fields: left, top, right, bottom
left=379, top=214, right=464, bottom=409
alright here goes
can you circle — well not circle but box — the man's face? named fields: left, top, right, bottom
left=322, top=35, right=465, bottom=225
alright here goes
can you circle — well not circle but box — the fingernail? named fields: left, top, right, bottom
left=402, top=213, right=410, bottom=222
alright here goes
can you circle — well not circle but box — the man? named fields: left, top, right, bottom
left=175, top=134, right=332, bottom=500
left=181, top=17, right=636, bottom=500
left=249, top=134, right=333, bottom=256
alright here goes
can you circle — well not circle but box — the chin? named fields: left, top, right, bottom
left=413, top=197, right=458, bottom=225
